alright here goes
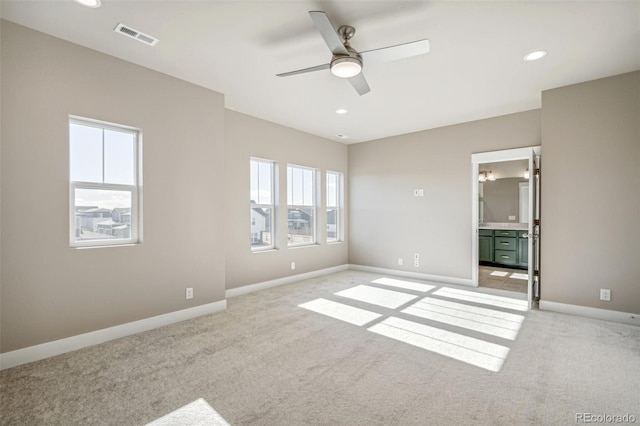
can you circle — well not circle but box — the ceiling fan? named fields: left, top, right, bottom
left=276, top=11, right=430, bottom=96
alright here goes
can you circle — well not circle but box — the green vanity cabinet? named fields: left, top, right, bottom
left=517, top=230, right=529, bottom=269
left=479, top=229, right=494, bottom=262
left=479, top=228, right=528, bottom=269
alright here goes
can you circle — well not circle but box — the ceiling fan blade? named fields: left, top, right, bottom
left=276, top=63, right=330, bottom=77
left=360, top=39, right=430, bottom=66
left=348, top=73, right=371, bottom=96
left=309, top=11, right=349, bottom=55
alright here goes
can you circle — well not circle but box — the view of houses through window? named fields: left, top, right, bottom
left=326, top=171, right=342, bottom=243
left=287, top=165, right=316, bottom=246
left=250, top=158, right=275, bottom=250
left=250, top=160, right=342, bottom=250
left=69, top=117, right=140, bottom=247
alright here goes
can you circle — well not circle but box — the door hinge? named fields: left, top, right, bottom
left=534, top=270, right=540, bottom=277
left=535, top=168, right=540, bottom=177
left=534, top=219, right=540, bottom=226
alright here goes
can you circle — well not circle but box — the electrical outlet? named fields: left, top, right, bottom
left=508, top=215, right=516, bottom=220
left=600, top=289, right=611, bottom=301
left=414, top=254, right=420, bottom=267
left=291, top=262, right=296, bottom=270
left=186, top=287, right=193, bottom=300
left=398, top=258, right=403, bottom=266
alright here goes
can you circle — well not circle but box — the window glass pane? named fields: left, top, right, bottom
left=258, top=161, right=272, bottom=204
left=287, top=166, right=292, bottom=205
left=73, top=188, right=132, bottom=242
left=250, top=206, right=272, bottom=249
left=104, top=129, right=135, bottom=185
left=327, top=207, right=338, bottom=242
left=250, top=160, right=259, bottom=202
left=288, top=207, right=315, bottom=245
left=292, top=167, right=304, bottom=205
left=327, top=173, right=337, bottom=208
left=70, top=123, right=103, bottom=183
left=303, top=169, right=314, bottom=206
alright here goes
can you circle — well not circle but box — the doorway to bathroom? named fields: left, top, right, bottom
left=471, top=147, right=541, bottom=309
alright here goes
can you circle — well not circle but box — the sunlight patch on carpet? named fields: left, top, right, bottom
left=335, top=284, right=418, bottom=309
left=368, top=317, right=510, bottom=372
left=433, top=287, right=528, bottom=311
left=402, top=297, right=525, bottom=340
left=146, top=398, right=230, bottom=426
left=299, top=298, right=382, bottom=326
left=371, top=277, right=436, bottom=293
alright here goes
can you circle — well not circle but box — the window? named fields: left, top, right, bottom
left=326, top=171, right=343, bottom=243
left=287, top=165, right=316, bottom=246
left=69, top=117, right=140, bottom=247
left=250, top=158, right=275, bottom=251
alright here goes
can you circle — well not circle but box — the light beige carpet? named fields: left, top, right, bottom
left=1, top=270, right=638, bottom=425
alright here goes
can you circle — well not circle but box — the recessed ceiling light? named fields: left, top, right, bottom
left=335, top=108, right=348, bottom=114
left=336, top=134, right=349, bottom=140
left=74, top=0, right=101, bottom=8
left=524, top=50, right=547, bottom=61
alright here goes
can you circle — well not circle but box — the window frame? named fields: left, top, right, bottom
left=250, top=157, right=276, bottom=252
left=69, top=116, right=142, bottom=248
left=287, top=164, right=318, bottom=248
left=326, top=170, right=344, bottom=243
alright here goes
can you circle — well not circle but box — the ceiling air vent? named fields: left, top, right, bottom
left=114, top=23, right=159, bottom=46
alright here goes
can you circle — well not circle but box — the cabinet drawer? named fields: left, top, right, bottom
left=494, top=230, right=517, bottom=237
left=494, top=237, right=516, bottom=251
left=495, top=250, right=517, bottom=265
left=479, top=229, right=494, bottom=237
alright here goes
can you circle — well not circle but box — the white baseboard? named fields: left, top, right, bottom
left=0, top=300, right=227, bottom=370
left=226, top=264, right=349, bottom=298
left=348, top=264, right=475, bottom=287
left=539, top=300, right=639, bottom=326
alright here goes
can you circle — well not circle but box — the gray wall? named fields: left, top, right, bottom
left=1, top=22, right=226, bottom=352
left=540, top=71, right=640, bottom=313
left=482, top=178, right=526, bottom=223
left=348, top=110, right=541, bottom=279
left=225, top=110, right=348, bottom=290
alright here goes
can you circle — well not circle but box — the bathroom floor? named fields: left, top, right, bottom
left=478, top=265, right=528, bottom=293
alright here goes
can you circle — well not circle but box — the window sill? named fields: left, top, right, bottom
left=251, top=248, right=278, bottom=254
left=72, top=243, right=139, bottom=250
left=288, top=243, right=319, bottom=250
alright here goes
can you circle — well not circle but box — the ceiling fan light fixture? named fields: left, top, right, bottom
left=330, top=56, right=362, bottom=78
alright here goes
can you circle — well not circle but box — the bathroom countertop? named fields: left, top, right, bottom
left=479, top=222, right=529, bottom=231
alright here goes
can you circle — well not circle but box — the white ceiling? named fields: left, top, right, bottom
left=2, top=1, right=639, bottom=144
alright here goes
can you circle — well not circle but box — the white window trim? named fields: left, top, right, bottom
left=287, top=164, right=318, bottom=248
left=250, top=158, right=276, bottom=252
left=326, top=170, right=344, bottom=244
left=69, top=116, right=142, bottom=248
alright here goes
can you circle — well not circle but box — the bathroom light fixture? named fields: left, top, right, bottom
left=524, top=168, right=530, bottom=179
left=524, top=50, right=547, bottom=61
left=330, top=56, right=362, bottom=78
left=335, top=108, right=348, bottom=114
left=478, top=171, right=496, bottom=182
left=336, top=134, right=349, bottom=140
left=74, top=0, right=101, bottom=7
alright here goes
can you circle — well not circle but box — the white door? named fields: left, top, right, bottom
left=526, top=149, right=541, bottom=309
